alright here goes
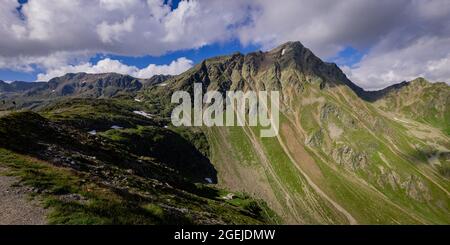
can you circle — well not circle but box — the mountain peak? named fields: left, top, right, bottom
left=268, top=41, right=310, bottom=58
left=274, top=41, right=305, bottom=51
left=410, top=77, right=429, bottom=86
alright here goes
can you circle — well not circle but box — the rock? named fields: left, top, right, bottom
left=222, top=193, right=235, bottom=200
left=305, top=130, right=323, bottom=147
left=331, top=145, right=368, bottom=171
left=58, top=193, right=88, bottom=204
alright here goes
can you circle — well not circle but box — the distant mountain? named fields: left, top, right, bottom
left=28, top=73, right=145, bottom=98
left=0, top=73, right=172, bottom=109
left=0, top=80, right=46, bottom=93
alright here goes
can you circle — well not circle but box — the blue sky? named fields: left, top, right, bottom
left=90, top=39, right=262, bottom=70
left=1, top=0, right=448, bottom=89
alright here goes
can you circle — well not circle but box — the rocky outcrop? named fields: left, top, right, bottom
left=331, top=145, right=368, bottom=171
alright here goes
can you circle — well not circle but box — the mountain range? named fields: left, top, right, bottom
left=0, top=41, right=449, bottom=224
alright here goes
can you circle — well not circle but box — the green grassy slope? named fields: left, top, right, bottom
left=371, top=78, right=450, bottom=135
left=0, top=103, right=277, bottom=224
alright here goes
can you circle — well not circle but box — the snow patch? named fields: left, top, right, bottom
left=204, top=178, right=213, bottom=184
left=88, top=130, right=97, bottom=135
left=222, top=193, right=235, bottom=200
left=111, top=125, right=123, bottom=129
left=393, top=117, right=410, bottom=124
left=133, top=110, right=152, bottom=119
left=157, top=83, right=168, bottom=87
left=134, top=98, right=142, bottom=102
left=281, top=49, right=286, bottom=56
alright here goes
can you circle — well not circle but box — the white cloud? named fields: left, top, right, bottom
left=36, top=57, right=193, bottom=81
left=97, top=16, right=135, bottom=44
left=237, top=0, right=410, bottom=57
left=135, top=57, right=194, bottom=78
left=235, top=0, right=450, bottom=89
left=99, top=0, right=140, bottom=11
left=0, top=0, right=249, bottom=67
left=346, top=37, right=450, bottom=90
left=231, top=0, right=450, bottom=89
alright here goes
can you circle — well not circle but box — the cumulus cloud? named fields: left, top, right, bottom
left=0, top=0, right=250, bottom=66
left=36, top=57, right=193, bottom=81
left=97, top=16, right=135, bottom=44
left=345, top=37, right=450, bottom=90
left=236, top=0, right=450, bottom=89
left=0, top=0, right=449, bottom=88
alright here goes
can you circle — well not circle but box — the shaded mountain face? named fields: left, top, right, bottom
left=142, top=41, right=450, bottom=224
left=0, top=73, right=171, bottom=109
left=0, top=41, right=449, bottom=225
left=31, top=73, right=144, bottom=98
left=0, top=80, right=46, bottom=93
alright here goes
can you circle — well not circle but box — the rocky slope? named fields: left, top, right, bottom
left=0, top=100, right=277, bottom=224
left=142, top=41, right=450, bottom=224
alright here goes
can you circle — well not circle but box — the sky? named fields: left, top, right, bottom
left=0, top=0, right=449, bottom=90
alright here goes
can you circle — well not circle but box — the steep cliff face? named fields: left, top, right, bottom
left=142, top=41, right=450, bottom=224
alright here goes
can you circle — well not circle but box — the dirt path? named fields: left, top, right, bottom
left=0, top=167, right=48, bottom=225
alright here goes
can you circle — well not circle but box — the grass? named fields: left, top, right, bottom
left=169, top=126, right=211, bottom=158
left=202, top=82, right=450, bottom=224
left=0, top=148, right=164, bottom=224
left=0, top=147, right=275, bottom=224
left=40, top=98, right=160, bottom=130
left=99, top=125, right=215, bottom=183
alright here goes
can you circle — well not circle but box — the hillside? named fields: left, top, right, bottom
left=365, top=78, right=450, bottom=135
left=142, top=41, right=450, bottom=224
